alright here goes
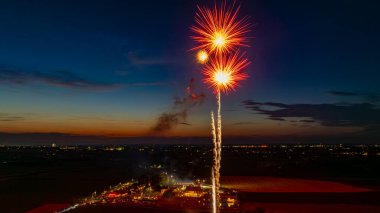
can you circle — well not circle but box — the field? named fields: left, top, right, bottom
left=221, top=176, right=373, bottom=192
left=222, top=176, right=380, bottom=213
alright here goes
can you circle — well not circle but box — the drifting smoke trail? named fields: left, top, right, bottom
left=210, top=110, right=217, bottom=212
left=151, top=78, right=205, bottom=134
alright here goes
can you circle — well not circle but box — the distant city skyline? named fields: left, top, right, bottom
left=0, top=0, right=379, bottom=144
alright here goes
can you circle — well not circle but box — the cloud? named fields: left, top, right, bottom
left=299, top=119, right=315, bottom=123
left=326, top=91, right=358, bottom=96
left=232, top=121, right=254, bottom=125
left=127, top=52, right=172, bottom=66
left=128, top=82, right=166, bottom=87
left=326, top=90, right=380, bottom=103
left=0, top=113, right=33, bottom=122
left=242, top=100, right=380, bottom=129
left=0, top=68, right=121, bottom=91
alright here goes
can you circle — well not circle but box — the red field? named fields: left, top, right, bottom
left=243, top=203, right=380, bottom=213
left=222, top=176, right=380, bottom=213
left=25, top=204, right=69, bottom=213
left=221, top=176, right=372, bottom=192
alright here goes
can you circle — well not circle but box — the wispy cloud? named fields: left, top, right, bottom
left=0, top=113, right=34, bottom=122
left=128, top=82, right=166, bottom=86
left=0, top=68, right=121, bottom=91
left=326, top=90, right=380, bottom=103
left=326, top=91, right=358, bottom=96
left=232, top=121, right=254, bottom=126
left=180, top=122, right=192, bottom=126
left=242, top=100, right=380, bottom=129
left=127, top=51, right=172, bottom=66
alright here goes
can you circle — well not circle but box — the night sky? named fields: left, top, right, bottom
left=0, top=0, right=379, bottom=144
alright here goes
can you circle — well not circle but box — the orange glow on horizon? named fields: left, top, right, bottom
left=0, top=119, right=363, bottom=137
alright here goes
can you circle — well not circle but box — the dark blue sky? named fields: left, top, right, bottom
left=0, top=0, right=379, bottom=142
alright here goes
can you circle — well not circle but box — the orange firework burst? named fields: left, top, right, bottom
left=203, top=51, right=249, bottom=93
left=191, top=1, right=250, bottom=54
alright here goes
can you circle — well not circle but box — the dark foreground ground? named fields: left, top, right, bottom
left=67, top=179, right=380, bottom=213
left=1, top=144, right=379, bottom=212
left=65, top=191, right=380, bottom=213
left=70, top=206, right=217, bottom=213
left=69, top=202, right=380, bottom=213
left=239, top=191, right=380, bottom=205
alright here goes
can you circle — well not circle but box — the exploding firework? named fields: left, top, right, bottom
left=191, top=1, right=250, bottom=54
left=202, top=51, right=249, bottom=93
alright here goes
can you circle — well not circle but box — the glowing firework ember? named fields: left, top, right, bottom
left=203, top=51, right=249, bottom=93
left=191, top=1, right=250, bottom=54
left=197, top=50, right=209, bottom=64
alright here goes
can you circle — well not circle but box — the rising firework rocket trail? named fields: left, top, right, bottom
left=191, top=1, right=251, bottom=212
left=216, top=89, right=222, bottom=194
left=211, top=162, right=217, bottom=213
left=211, top=110, right=218, bottom=211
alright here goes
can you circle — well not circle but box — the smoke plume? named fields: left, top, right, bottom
left=151, top=78, right=205, bottom=133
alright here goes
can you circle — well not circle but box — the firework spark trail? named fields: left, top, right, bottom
left=211, top=110, right=218, bottom=211
left=211, top=169, right=217, bottom=213
left=211, top=91, right=222, bottom=212
left=211, top=111, right=217, bottom=175
left=216, top=90, right=222, bottom=207
left=210, top=93, right=222, bottom=212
